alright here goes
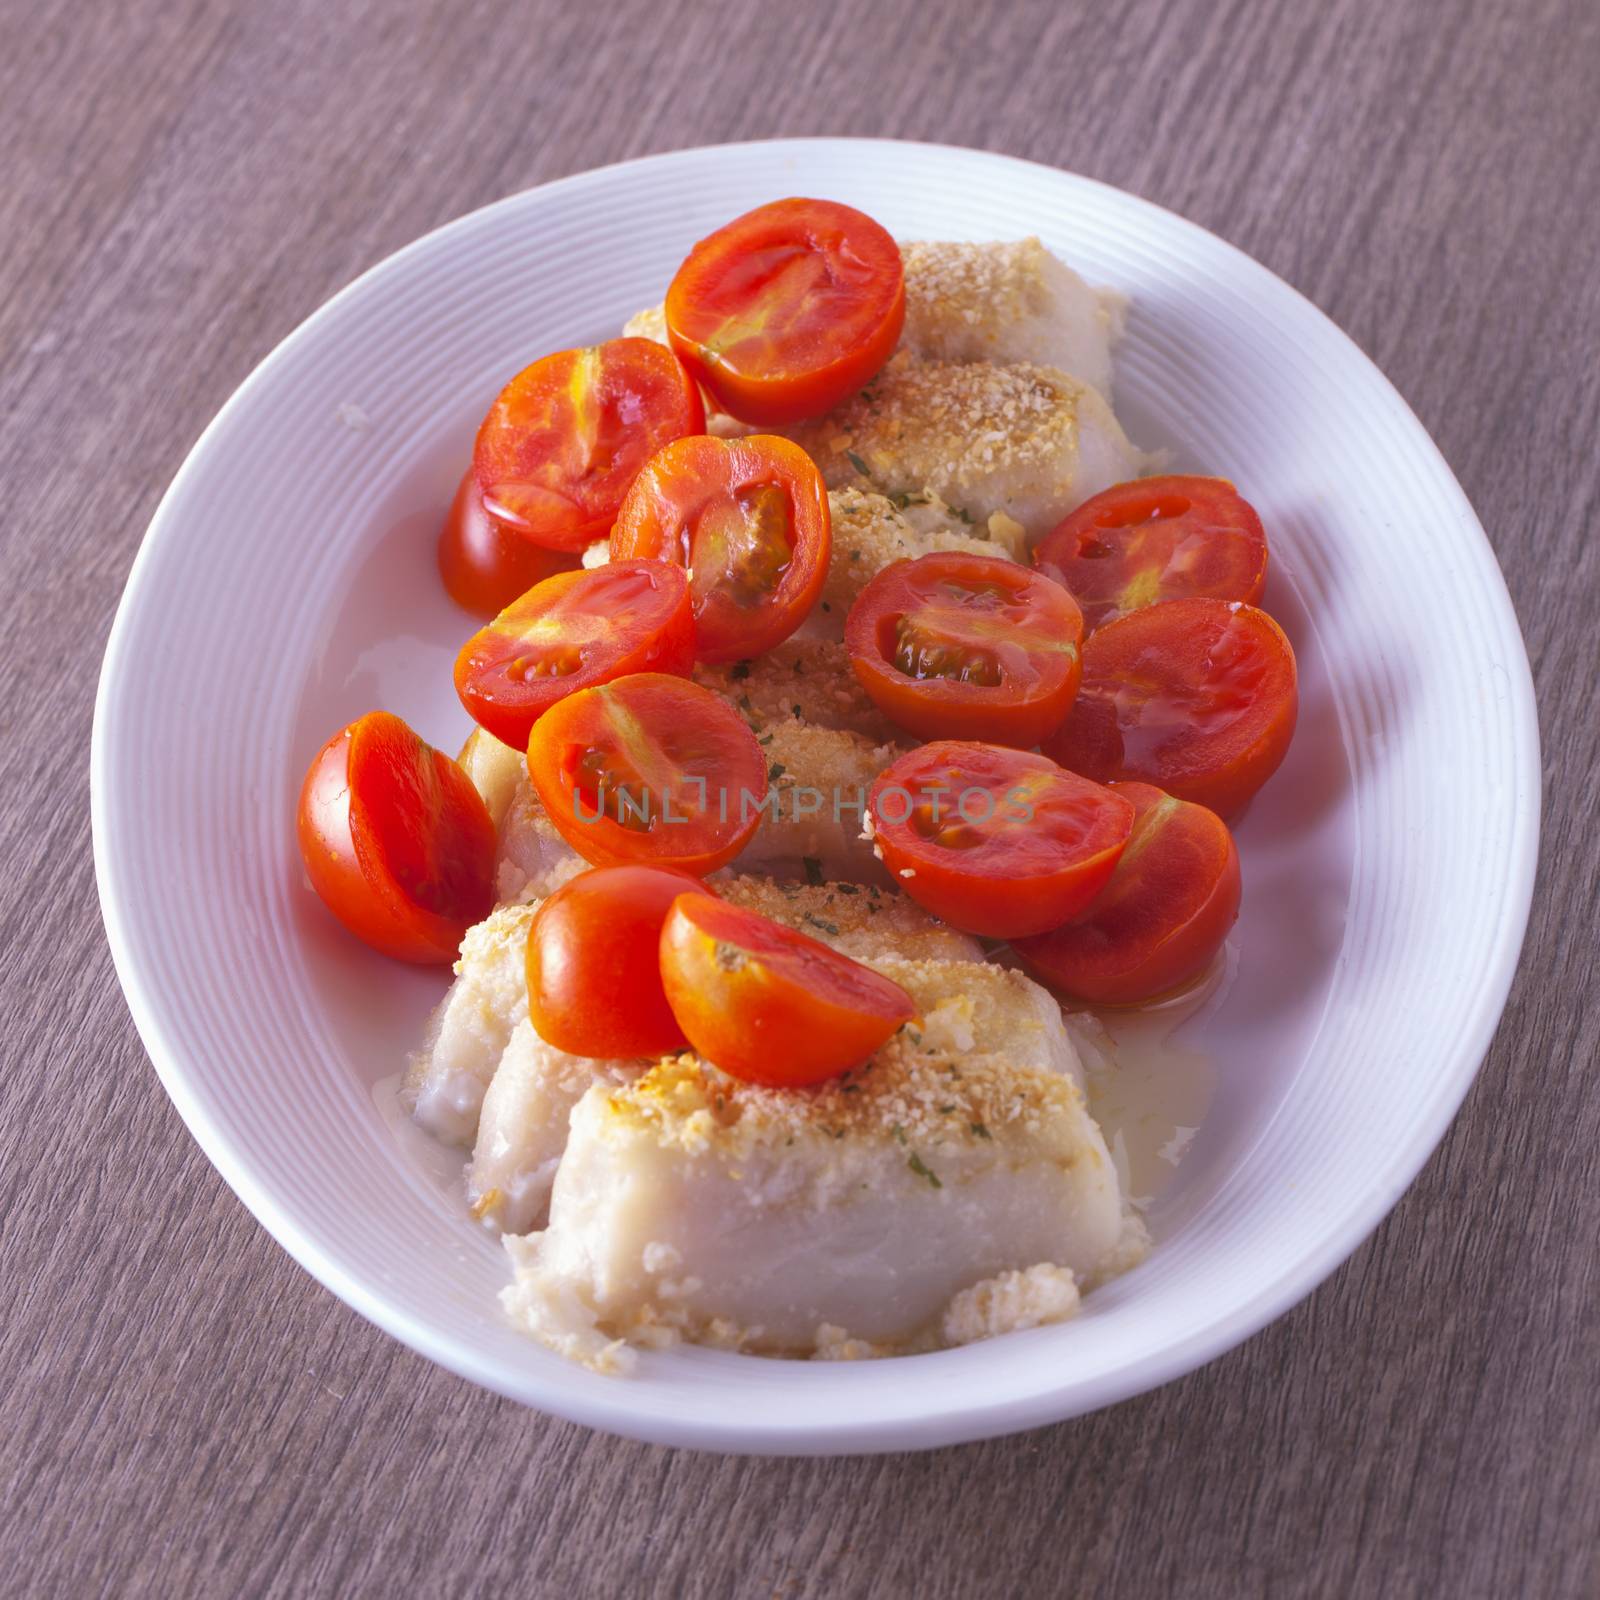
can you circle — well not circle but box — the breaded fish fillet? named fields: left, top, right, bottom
left=784, top=356, right=1145, bottom=542
left=900, top=237, right=1124, bottom=400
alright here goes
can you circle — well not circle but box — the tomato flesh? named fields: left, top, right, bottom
left=868, top=742, right=1134, bottom=939
left=296, top=711, right=496, bottom=963
left=845, top=552, right=1083, bottom=746
left=437, top=467, right=581, bottom=618
left=1043, top=597, right=1297, bottom=818
left=659, top=894, right=916, bottom=1086
left=1034, top=475, right=1268, bottom=633
left=527, top=865, right=714, bottom=1057
left=526, top=672, right=767, bottom=874
left=454, top=560, right=695, bottom=749
left=474, top=338, right=704, bottom=551
left=610, top=433, right=831, bottom=663
left=665, top=198, right=905, bottom=425
left=1013, top=782, right=1241, bottom=1005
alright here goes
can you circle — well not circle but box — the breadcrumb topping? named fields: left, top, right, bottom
left=940, top=1263, right=1081, bottom=1345
left=902, top=238, right=1067, bottom=347
left=819, top=486, right=1006, bottom=624
left=789, top=355, right=1092, bottom=501
left=715, top=874, right=980, bottom=964
left=694, top=634, right=897, bottom=742
left=603, top=992, right=1089, bottom=1161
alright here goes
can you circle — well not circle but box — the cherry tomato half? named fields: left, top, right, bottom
left=845, top=551, right=1084, bottom=746
left=296, top=711, right=496, bottom=963
left=664, top=198, right=905, bottom=425
left=473, top=337, right=704, bottom=551
left=454, top=560, right=695, bottom=749
left=609, top=434, right=830, bottom=662
left=659, top=894, right=916, bottom=1086
left=526, top=865, right=715, bottom=1058
left=1013, top=782, right=1241, bottom=1005
left=868, top=742, right=1135, bottom=939
left=526, top=672, right=767, bottom=874
left=1034, top=475, right=1268, bottom=633
left=1043, top=598, right=1297, bottom=818
left=436, top=467, right=581, bottom=618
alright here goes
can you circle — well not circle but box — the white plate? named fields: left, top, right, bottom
left=91, top=139, right=1539, bottom=1454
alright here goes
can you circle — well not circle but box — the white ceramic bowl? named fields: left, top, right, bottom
left=92, top=140, right=1539, bottom=1453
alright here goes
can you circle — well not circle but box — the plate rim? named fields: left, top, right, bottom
left=90, top=136, right=1542, bottom=1454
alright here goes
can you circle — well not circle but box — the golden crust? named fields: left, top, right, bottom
left=693, top=634, right=897, bottom=742
left=714, top=875, right=980, bottom=963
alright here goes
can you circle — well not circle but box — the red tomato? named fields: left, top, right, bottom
left=664, top=198, right=905, bottom=424
left=1013, top=783, right=1241, bottom=1005
left=296, top=711, right=496, bottom=964
left=526, top=672, right=767, bottom=874
left=868, top=742, right=1135, bottom=938
left=844, top=551, right=1084, bottom=746
left=473, top=338, right=704, bottom=551
left=609, top=433, right=830, bottom=662
left=1034, top=476, right=1268, bottom=632
left=436, top=467, right=581, bottom=618
left=658, top=894, right=916, bottom=1086
left=454, top=560, right=695, bottom=749
left=526, top=865, right=715, bottom=1057
left=1043, top=598, right=1297, bottom=818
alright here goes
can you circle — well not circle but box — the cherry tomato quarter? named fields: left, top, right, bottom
left=473, top=338, right=704, bottom=551
left=868, top=742, right=1135, bottom=939
left=664, top=198, right=905, bottom=425
left=1034, top=475, right=1268, bottom=633
left=454, top=560, right=695, bottom=749
left=1013, top=782, right=1241, bottom=1006
left=526, top=672, right=768, bottom=874
left=844, top=551, right=1084, bottom=746
left=526, top=865, right=715, bottom=1058
left=658, top=894, right=916, bottom=1086
left=436, top=467, right=581, bottom=618
left=1043, top=597, right=1297, bottom=818
left=296, top=711, right=496, bottom=963
left=609, top=433, right=831, bottom=663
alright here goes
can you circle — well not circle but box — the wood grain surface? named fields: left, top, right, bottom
left=3, top=0, right=1596, bottom=1594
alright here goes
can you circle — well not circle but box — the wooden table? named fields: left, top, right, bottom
left=5, top=0, right=1595, bottom=1592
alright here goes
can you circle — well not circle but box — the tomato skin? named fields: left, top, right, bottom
left=665, top=198, right=905, bottom=425
left=868, top=742, right=1135, bottom=939
left=526, top=672, right=768, bottom=874
left=437, top=468, right=581, bottom=618
left=526, top=865, right=714, bottom=1057
left=659, top=894, right=916, bottom=1086
left=454, top=560, right=695, bottom=749
left=1013, top=783, right=1241, bottom=1006
left=1043, top=597, right=1297, bottom=818
left=473, top=338, right=704, bottom=551
left=609, top=434, right=831, bottom=663
left=1034, top=476, right=1268, bottom=633
left=296, top=711, right=496, bottom=964
left=845, top=552, right=1084, bottom=746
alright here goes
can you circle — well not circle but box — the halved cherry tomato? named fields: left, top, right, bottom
left=526, top=865, right=715, bottom=1058
left=473, top=338, right=704, bottom=551
left=869, top=742, right=1135, bottom=938
left=664, top=198, right=905, bottom=425
left=526, top=672, right=767, bottom=874
left=609, top=434, right=830, bottom=662
left=454, top=560, right=695, bottom=749
left=1013, top=782, right=1241, bottom=1005
left=659, top=894, right=916, bottom=1086
left=1034, top=476, right=1268, bottom=632
left=436, top=467, right=581, bottom=618
left=844, top=552, right=1084, bottom=746
left=1043, top=598, right=1297, bottom=818
left=296, top=711, right=496, bottom=963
